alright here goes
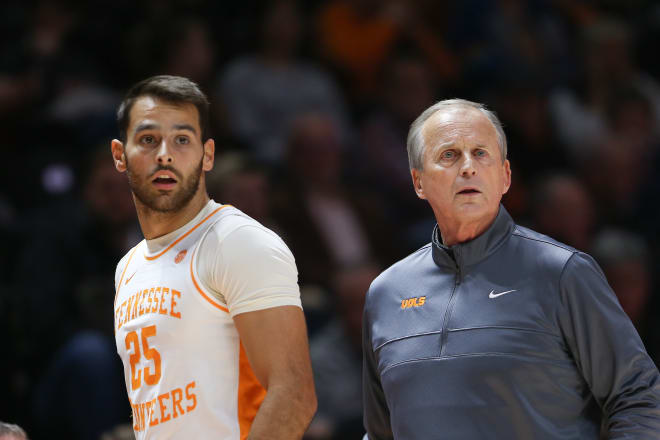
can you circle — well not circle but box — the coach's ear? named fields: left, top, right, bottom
left=411, top=168, right=426, bottom=200
left=111, top=139, right=127, bottom=172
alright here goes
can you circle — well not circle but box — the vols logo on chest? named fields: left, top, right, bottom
left=401, top=296, right=426, bottom=309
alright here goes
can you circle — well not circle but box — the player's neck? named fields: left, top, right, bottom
left=135, top=190, right=210, bottom=240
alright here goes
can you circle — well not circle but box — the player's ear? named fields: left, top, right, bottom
left=411, top=168, right=426, bottom=200
left=111, top=139, right=127, bottom=172
left=202, top=138, right=215, bottom=172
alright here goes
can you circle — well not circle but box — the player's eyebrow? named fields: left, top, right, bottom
left=134, top=122, right=159, bottom=134
left=172, top=123, right=197, bottom=134
left=133, top=122, right=198, bottom=135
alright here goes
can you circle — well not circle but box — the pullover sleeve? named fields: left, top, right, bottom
left=362, top=297, right=394, bottom=440
left=558, top=252, right=660, bottom=438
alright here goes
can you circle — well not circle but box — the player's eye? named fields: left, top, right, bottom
left=140, top=135, right=156, bottom=145
left=175, top=136, right=190, bottom=145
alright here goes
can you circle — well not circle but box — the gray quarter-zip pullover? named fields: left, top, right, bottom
left=363, top=206, right=660, bottom=439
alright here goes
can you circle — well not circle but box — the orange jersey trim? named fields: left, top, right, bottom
left=144, top=205, right=231, bottom=261
left=189, top=247, right=230, bottom=314
left=115, top=245, right=139, bottom=307
left=238, top=343, right=266, bottom=439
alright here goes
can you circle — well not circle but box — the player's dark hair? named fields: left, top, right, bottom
left=117, top=75, right=210, bottom=143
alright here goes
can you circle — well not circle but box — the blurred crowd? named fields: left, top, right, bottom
left=1, top=0, right=660, bottom=439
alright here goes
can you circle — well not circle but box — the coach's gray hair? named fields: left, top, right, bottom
left=406, top=98, right=507, bottom=170
left=0, top=422, right=28, bottom=439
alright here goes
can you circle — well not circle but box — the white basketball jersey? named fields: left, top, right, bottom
left=114, top=204, right=271, bottom=439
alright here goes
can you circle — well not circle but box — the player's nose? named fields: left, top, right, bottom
left=156, top=140, right=173, bottom=164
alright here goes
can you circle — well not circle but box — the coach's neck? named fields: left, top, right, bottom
left=435, top=207, right=499, bottom=247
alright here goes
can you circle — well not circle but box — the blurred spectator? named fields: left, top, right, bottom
left=32, top=316, right=127, bottom=440
left=357, top=52, right=439, bottom=252
left=0, top=71, right=40, bottom=128
left=13, top=146, right=138, bottom=435
left=28, top=0, right=78, bottom=60
left=462, top=0, right=571, bottom=88
left=359, top=54, right=434, bottom=221
left=218, top=0, right=348, bottom=165
left=307, top=264, right=380, bottom=440
left=316, top=0, right=398, bottom=99
left=491, top=80, right=571, bottom=221
left=127, top=16, right=216, bottom=89
left=160, top=17, right=216, bottom=87
left=549, top=17, right=660, bottom=163
left=316, top=0, right=458, bottom=102
left=0, top=195, right=25, bottom=424
left=206, top=151, right=280, bottom=231
left=0, top=421, right=28, bottom=440
left=591, top=228, right=659, bottom=364
left=20, top=148, right=138, bottom=437
left=44, top=54, right=119, bottom=149
left=99, top=424, right=135, bottom=440
left=529, top=173, right=595, bottom=252
left=272, top=112, right=397, bottom=288
left=493, top=80, right=570, bottom=181
left=581, top=88, right=660, bottom=232
left=592, top=228, right=651, bottom=327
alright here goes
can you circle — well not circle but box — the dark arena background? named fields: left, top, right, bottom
left=1, top=1, right=659, bottom=439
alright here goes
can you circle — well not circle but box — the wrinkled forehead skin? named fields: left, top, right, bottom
left=422, top=107, right=502, bottom=161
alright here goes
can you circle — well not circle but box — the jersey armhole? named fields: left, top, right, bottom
left=114, top=242, right=141, bottom=308
left=190, top=218, right=230, bottom=314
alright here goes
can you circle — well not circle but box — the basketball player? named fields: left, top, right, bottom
left=110, top=75, right=316, bottom=439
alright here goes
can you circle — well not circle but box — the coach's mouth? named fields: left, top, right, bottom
left=457, top=187, right=481, bottom=195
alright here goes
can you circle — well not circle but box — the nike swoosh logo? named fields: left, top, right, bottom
left=125, top=271, right=137, bottom=285
left=488, top=289, right=517, bottom=299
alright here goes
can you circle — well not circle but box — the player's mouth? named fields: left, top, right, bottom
left=152, top=171, right=178, bottom=190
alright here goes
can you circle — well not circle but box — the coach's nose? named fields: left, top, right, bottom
left=459, top=152, right=476, bottom=177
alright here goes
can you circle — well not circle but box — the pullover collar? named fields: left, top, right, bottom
left=431, top=205, right=515, bottom=270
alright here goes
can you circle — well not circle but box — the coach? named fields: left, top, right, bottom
left=362, top=99, right=660, bottom=439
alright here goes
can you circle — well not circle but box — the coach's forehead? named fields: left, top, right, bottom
left=422, top=107, right=498, bottom=152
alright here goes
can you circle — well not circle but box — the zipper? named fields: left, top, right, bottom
left=439, top=249, right=462, bottom=355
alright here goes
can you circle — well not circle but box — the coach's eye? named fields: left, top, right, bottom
left=474, top=149, right=487, bottom=157
left=441, top=150, right=455, bottom=159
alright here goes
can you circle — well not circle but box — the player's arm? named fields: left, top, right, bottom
left=199, top=222, right=317, bottom=438
left=234, top=306, right=316, bottom=439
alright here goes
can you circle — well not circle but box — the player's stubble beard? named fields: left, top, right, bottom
left=125, top=155, right=203, bottom=213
